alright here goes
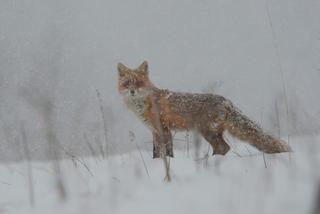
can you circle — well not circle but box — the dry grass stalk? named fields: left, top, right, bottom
left=96, top=89, right=109, bottom=158
left=20, top=123, right=35, bottom=207
left=129, top=131, right=150, bottom=177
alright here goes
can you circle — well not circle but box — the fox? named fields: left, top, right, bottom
left=117, top=60, right=292, bottom=158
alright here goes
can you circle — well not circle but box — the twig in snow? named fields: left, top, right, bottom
left=129, top=131, right=150, bottom=177
left=185, top=131, right=190, bottom=157
left=96, top=89, right=109, bottom=158
left=262, top=152, right=268, bottom=168
left=20, top=123, right=35, bottom=207
left=264, top=0, right=291, bottom=160
left=83, top=132, right=97, bottom=157
left=61, top=146, right=93, bottom=177
left=232, top=151, right=242, bottom=158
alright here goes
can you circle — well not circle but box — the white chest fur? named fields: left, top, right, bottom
left=126, top=96, right=146, bottom=117
left=126, top=96, right=154, bottom=130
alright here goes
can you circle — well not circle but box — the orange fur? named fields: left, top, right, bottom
left=118, top=61, right=292, bottom=158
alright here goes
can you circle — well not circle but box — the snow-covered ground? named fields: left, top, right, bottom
left=1, top=135, right=319, bottom=214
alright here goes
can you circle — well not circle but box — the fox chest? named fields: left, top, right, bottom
left=126, top=97, right=154, bottom=129
left=125, top=96, right=189, bottom=131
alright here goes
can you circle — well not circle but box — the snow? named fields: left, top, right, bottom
left=1, top=136, right=319, bottom=214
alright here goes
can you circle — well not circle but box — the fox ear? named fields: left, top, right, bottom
left=137, top=60, right=149, bottom=75
left=117, top=62, right=128, bottom=77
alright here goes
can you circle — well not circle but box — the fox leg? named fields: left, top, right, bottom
left=152, top=130, right=173, bottom=158
left=200, top=129, right=230, bottom=155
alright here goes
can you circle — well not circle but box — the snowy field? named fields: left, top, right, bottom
left=1, top=135, right=319, bottom=214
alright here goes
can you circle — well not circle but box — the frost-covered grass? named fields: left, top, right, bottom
left=0, top=136, right=319, bottom=214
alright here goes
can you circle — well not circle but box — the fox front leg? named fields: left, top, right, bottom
left=152, top=130, right=174, bottom=158
left=152, top=132, right=160, bottom=158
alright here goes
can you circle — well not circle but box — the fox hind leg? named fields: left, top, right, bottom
left=200, top=129, right=230, bottom=156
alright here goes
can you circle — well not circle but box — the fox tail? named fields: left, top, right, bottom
left=224, top=109, right=292, bottom=154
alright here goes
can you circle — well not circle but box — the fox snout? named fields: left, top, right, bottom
left=121, top=88, right=141, bottom=97
left=128, top=88, right=147, bottom=97
left=130, top=90, right=136, bottom=96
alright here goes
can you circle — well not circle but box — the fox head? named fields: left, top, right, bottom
left=117, top=61, right=153, bottom=98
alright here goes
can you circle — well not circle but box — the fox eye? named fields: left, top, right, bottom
left=136, top=81, right=144, bottom=87
left=122, top=80, right=130, bottom=88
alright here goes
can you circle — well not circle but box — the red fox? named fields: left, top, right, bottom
left=118, top=61, right=292, bottom=158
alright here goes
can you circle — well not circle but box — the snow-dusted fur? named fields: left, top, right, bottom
left=118, top=61, right=292, bottom=158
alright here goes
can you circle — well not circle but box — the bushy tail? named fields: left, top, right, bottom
left=224, top=109, right=292, bottom=154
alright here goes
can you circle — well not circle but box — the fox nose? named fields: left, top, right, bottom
left=130, top=90, right=135, bottom=95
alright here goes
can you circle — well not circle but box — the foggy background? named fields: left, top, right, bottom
left=0, top=0, right=319, bottom=161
